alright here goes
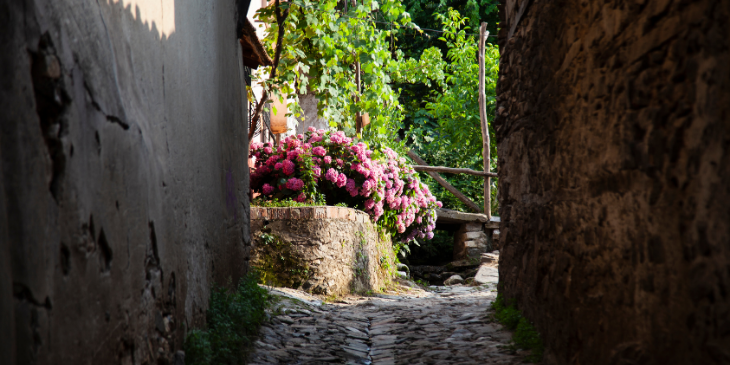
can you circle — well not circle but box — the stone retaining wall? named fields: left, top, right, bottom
left=250, top=207, right=394, bottom=296
left=495, top=0, right=730, bottom=363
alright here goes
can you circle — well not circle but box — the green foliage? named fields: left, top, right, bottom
left=406, top=230, right=453, bottom=265
left=184, top=273, right=270, bottom=365
left=255, top=0, right=413, bottom=144
left=491, top=294, right=545, bottom=363
left=401, top=7, right=500, bottom=215
left=252, top=196, right=326, bottom=208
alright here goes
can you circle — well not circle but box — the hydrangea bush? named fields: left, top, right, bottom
left=250, top=127, right=441, bottom=244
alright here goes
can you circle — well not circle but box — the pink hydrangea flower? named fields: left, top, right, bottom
left=312, top=146, right=326, bottom=156
left=287, top=139, right=301, bottom=149
left=262, top=183, right=275, bottom=195
left=295, top=193, right=306, bottom=202
left=336, top=173, right=348, bottom=188
left=282, top=160, right=295, bottom=175
left=263, top=147, right=273, bottom=154
left=285, top=178, right=304, bottom=191
left=325, top=168, right=338, bottom=183
left=324, top=156, right=332, bottom=164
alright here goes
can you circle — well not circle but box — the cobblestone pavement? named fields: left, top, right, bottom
left=248, top=267, right=525, bottom=365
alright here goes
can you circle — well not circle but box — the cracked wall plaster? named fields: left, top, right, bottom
left=0, top=0, right=252, bottom=363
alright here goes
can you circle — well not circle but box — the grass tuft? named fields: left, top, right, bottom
left=491, top=293, right=545, bottom=363
left=184, top=271, right=270, bottom=365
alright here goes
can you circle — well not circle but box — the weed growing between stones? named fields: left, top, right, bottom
left=184, top=272, right=270, bottom=365
left=491, top=293, right=545, bottom=363
left=253, top=231, right=310, bottom=289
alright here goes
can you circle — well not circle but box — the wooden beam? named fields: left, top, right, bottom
left=479, top=22, right=492, bottom=220
left=412, top=165, right=498, bottom=177
left=406, top=150, right=483, bottom=214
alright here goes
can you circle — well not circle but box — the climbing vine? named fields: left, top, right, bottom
left=255, top=0, right=415, bottom=142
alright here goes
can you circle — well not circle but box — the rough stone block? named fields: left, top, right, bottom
left=290, top=208, right=301, bottom=220
left=314, top=207, right=326, bottom=219
left=465, top=231, right=486, bottom=240
left=299, top=207, right=312, bottom=219
left=464, top=223, right=483, bottom=231
left=464, top=240, right=486, bottom=248
left=473, top=265, right=499, bottom=285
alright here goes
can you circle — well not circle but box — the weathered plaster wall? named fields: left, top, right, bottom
left=251, top=207, right=394, bottom=296
left=495, top=0, right=730, bottom=364
left=295, top=91, right=329, bottom=135
left=0, top=0, right=252, bottom=364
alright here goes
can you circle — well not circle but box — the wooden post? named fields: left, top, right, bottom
left=352, top=0, right=363, bottom=137
left=479, top=22, right=492, bottom=220
left=355, top=59, right=362, bottom=136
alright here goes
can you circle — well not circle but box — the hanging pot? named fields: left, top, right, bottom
left=270, top=97, right=288, bottom=134
left=361, top=112, right=370, bottom=126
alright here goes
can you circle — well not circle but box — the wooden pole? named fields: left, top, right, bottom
left=352, top=0, right=363, bottom=137
left=355, top=59, right=362, bottom=136
left=479, top=22, right=492, bottom=220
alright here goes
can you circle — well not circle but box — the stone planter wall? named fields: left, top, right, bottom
left=250, top=207, right=394, bottom=296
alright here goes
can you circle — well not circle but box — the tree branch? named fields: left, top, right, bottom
left=248, top=0, right=290, bottom=144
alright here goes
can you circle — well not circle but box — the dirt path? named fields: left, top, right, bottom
left=248, top=267, right=524, bottom=365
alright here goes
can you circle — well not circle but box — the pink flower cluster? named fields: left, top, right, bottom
left=249, top=129, right=441, bottom=243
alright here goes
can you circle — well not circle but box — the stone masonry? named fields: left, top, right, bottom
left=251, top=207, right=395, bottom=296
left=495, top=0, right=730, bottom=363
left=453, top=223, right=490, bottom=261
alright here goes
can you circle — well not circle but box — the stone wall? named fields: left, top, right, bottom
left=495, top=0, right=730, bottom=364
left=452, top=223, right=490, bottom=261
left=250, top=207, right=394, bottom=296
left=0, top=0, right=252, bottom=364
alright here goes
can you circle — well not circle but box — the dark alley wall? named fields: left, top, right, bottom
left=495, top=0, right=730, bottom=364
left=0, top=0, right=251, bottom=364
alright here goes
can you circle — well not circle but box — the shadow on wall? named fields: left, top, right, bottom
left=1, top=0, right=252, bottom=364
left=107, top=0, right=178, bottom=40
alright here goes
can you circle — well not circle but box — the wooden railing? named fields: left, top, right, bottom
left=412, top=165, right=497, bottom=178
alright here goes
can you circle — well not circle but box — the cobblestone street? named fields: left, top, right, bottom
left=249, top=266, right=525, bottom=365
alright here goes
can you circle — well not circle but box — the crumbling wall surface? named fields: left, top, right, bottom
left=250, top=207, right=394, bottom=296
left=0, top=0, right=251, bottom=364
left=495, top=0, right=730, bottom=364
